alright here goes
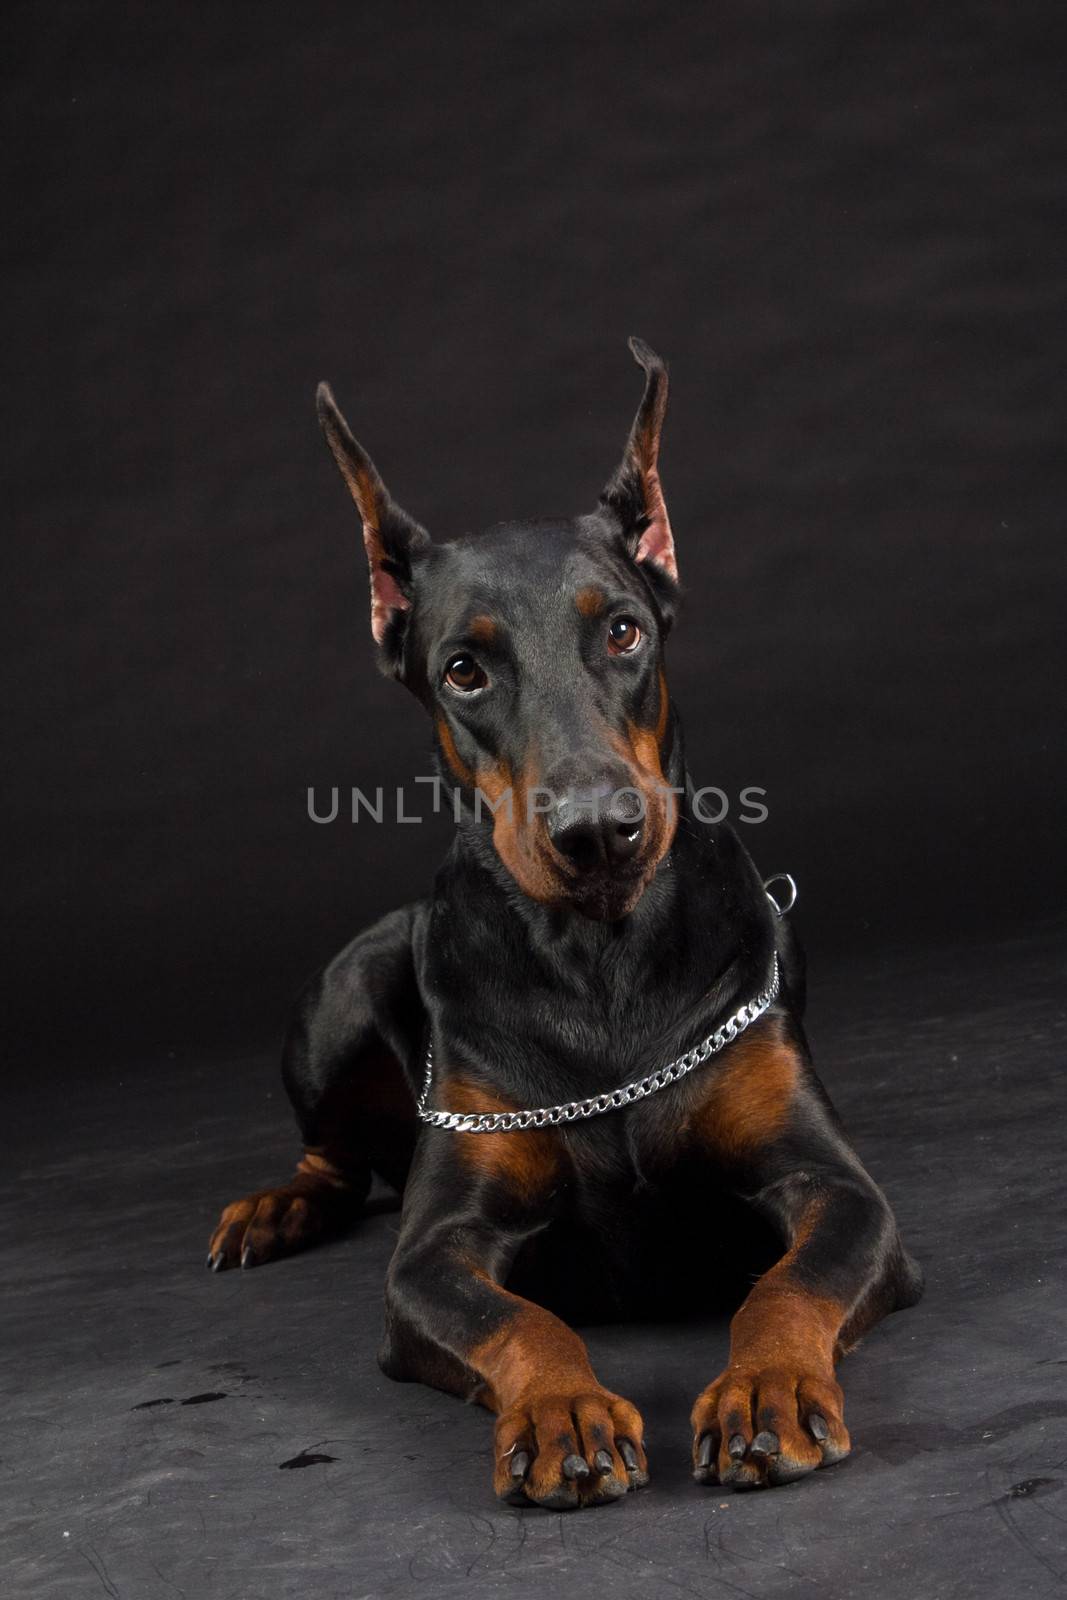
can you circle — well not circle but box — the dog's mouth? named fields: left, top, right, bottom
left=551, top=857, right=653, bottom=921
left=537, top=813, right=674, bottom=921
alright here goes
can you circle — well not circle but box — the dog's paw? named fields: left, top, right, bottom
left=691, top=1366, right=849, bottom=1489
left=494, top=1388, right=648, bottom=1510
left=206, top=1177, right=361, bottom=1270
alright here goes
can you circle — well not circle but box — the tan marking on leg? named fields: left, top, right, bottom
left=296, top=1149, right=354, bottom=1190
left=467, top=1283, right=649, bottom=1505
left=469, top=1289, right=599, bottom=1412
left=691, top=1184, right=850, bottom=1487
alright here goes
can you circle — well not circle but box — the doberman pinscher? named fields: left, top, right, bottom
left=207, top=339, right=922, bottom=1508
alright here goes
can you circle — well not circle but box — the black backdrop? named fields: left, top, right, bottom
left=5, top=2, right=1064, bottom=1069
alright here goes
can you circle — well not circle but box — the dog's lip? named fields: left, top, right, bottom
left=543, top=850, right=649, bottom=889
left=562, top=876, right=651, bottom=922
left=535, top=843, right=658, bottom=913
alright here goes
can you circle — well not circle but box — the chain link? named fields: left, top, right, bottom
left=416, top=953, right=780, bottom=1134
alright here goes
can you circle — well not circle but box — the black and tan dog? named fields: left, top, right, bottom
left=208, top=340, right=922, bottom=1508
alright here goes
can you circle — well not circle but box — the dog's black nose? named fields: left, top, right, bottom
left=549, top=790, right=645, bottom=871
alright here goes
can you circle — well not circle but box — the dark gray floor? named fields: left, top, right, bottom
left=4, top=925, right=1066, bottom=1599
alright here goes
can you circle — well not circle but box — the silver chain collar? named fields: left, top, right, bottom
left=415, top=874, right=795, bottom=1135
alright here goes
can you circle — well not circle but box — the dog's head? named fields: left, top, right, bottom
left=317, top=339, right=681, bottom=921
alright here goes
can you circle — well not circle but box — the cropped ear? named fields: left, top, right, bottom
left=599, top=336, right=677, bottom=583
left=316, top=382, right=430, bottom=652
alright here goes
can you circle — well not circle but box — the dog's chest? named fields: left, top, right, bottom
left=512, top=1111, right=772, bottom=1317
left=553, top=1090, right=713, bottom=1200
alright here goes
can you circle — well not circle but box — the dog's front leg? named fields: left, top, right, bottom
left=379, top=1117, right=648, bottom=1510
left=688, top=1010, right=923, bottom=1490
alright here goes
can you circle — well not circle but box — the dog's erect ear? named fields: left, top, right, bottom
left=316, top=382, right=430, bottom=649
left=599, top=337, right=677, bottom=583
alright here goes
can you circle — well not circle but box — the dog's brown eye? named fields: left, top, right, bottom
left=444, top=654, right=487, bottom=692
left=607, top=617, right=642, bottom=655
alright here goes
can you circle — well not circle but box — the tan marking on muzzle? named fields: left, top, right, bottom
left=607, top=671, right=676, bottom=872
left=437, top=717, right=476, bottom=787
left=480, top=756, right=565, bottom=905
